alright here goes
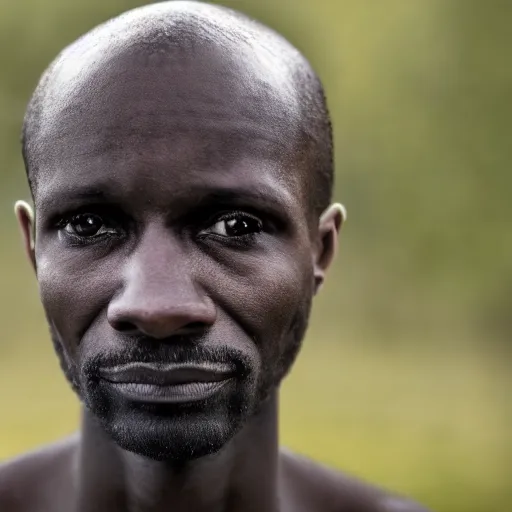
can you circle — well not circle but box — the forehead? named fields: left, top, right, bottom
left=33, top=26, right=310, bottom=211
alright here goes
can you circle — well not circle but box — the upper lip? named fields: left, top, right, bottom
left=98, top=362, right=235, bottom=386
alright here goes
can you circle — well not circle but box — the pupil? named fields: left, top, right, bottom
left=75, top=215, right=101, bottom=236
left=225, top=217, right=257, bottom=236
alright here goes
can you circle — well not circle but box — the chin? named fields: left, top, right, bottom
left=111, top=413, right=242, bottom=462
left=82, top=378, right=257, bottom=462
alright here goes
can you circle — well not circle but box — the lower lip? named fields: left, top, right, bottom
left=104, top=379, right=232, bottom=404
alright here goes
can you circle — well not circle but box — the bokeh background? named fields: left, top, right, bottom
left=1, top=1, right=510, bottom=511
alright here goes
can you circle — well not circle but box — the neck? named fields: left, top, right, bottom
left=75, top=392, right=280, bottom=512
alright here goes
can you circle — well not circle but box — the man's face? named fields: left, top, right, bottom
left=21, top=45, right=325, bottom=462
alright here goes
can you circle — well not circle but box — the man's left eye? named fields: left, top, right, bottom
left=203, top=213, right=263, bottom=237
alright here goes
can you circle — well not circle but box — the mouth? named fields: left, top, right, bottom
left=98, top=362, right=236, bottom=404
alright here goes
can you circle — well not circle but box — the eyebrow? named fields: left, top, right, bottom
left=37, top=182, right=297, bottom=220
left=37, top=187, right=112, bottom=214
left=190, top=187, right=294, bottom=215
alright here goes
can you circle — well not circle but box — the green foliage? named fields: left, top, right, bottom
left=0, top=1, right=510, bottom=511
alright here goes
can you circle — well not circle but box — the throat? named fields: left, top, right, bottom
left=76, top=392, right=280, bottom=512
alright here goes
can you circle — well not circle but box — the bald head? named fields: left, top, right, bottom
left=22, top=1, right=333, bottom=216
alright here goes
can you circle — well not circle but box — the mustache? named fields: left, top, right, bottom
left=81, top=339, right=252, bottom=379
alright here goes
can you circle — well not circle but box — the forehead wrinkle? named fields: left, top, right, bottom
left=38, top=60, right=302, bottom=153
left=32, top=143, right=309, bottom=230
left=35, top=146, right=301, bottom=206
left=33, top=3, right=305, bottom=154
left=34, top=122, right=306, bottom=206
left=38, top=119, right=293, bottom=164
left=25, top=1, right=330, bottom=219
left=32, top=47, right=305, bottom=195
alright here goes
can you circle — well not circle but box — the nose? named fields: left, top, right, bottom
left=107, top=229, right=216, bottom=339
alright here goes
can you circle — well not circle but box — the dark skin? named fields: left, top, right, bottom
left=1, top=3, right=429, bottom=511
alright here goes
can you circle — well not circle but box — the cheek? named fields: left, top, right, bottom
left=36, top=247, right=119, bottom=354
left=202, top=243, right=314, bottom=352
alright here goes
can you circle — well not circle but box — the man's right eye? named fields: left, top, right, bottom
left=63, top=213, right=117, bottom=238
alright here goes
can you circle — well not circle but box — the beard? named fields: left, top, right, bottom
left=66, top=341, right=259, bottom=462
left=47, top=291, right=313, bottom=463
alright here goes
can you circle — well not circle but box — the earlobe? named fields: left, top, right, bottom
left=313, top=203, right=346, bottom=294
left=15, top=200, right=37, bottom=272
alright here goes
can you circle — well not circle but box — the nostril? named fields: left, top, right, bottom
left=113, top=320, right=137, bottom=333
left=186, top=321, right=207, bottom=331
left=107, top=299, right=216, bottom=338
left=110, top=318, right=208, bottom=337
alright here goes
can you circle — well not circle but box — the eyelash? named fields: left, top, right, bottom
left=55, top=212, right=124, bottom=247
left=198, top=211, right=263, bottom=247
left=54, top=210, right=265, bottom=248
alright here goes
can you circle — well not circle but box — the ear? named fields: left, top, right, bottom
left=15, top=200, right=37, bottom=273
left=313, top=203, right=346, bottom=294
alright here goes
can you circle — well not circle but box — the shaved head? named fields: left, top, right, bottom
left=21, top=1, right=333, bottom=216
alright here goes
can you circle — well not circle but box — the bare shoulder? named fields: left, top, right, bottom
left=279, top=448, right=431, bottom=512
left=0, top=435, right=78, bottom=511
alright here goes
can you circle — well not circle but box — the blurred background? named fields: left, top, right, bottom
left=0, top=1, right=510, bottom=510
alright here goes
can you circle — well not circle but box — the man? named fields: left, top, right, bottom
left=0, top=2, right=429, bottom=511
